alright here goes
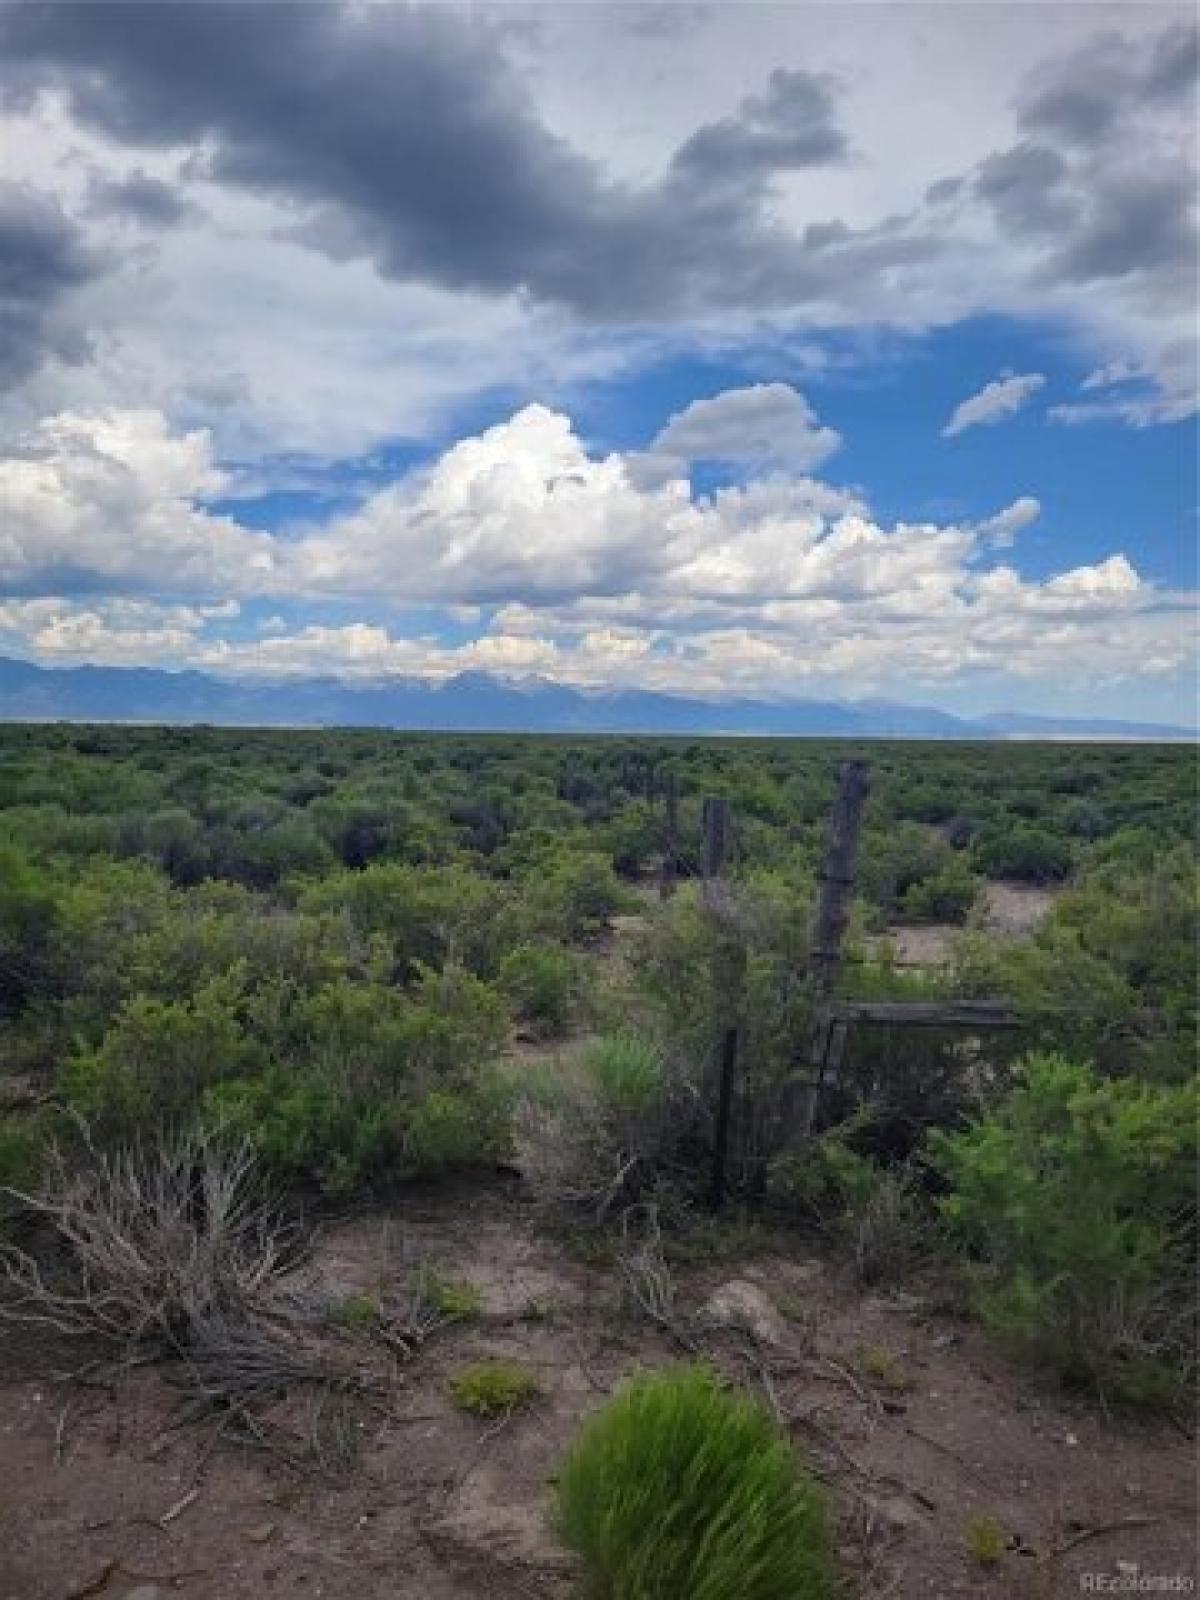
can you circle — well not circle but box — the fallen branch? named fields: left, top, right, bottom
left=1040, top=1516, right=1161, bottom=1563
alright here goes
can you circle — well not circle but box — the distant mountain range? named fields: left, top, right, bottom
left=0, top=655, right=1193, bottom=741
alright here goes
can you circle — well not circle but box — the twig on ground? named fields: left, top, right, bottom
left=615, top=1204, right=699, bottom=1353
left=65, top=1559, right=118, bottom=1599
left=448, top=1407, right=520, bottom=1502
left=158, top=1486, right=201, bottom=1526
left=1040, top=1516, right=1161, bottom=1562
left=53, top=1398, right=72, bottom=1464
left=570, top=1331, right=607, bottom=1392
left=789, top=1408, right=876, bottom=1484
left=903, top=1423, right=993, bottom=1489
left=820, top=1354, right=881, bottom=1417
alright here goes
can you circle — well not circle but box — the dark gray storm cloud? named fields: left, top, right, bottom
left=1048, top=169, right=1196, bottom=295
left=0, top=181, right=102, bottom=387
left=671, top=68, right=845, bottom=181
left=971, top=22, right=1198, bottom=308
left=1, top=3, right=1193, bottom=355
left=0, top=2, right=877, bottom=319
left=1019, top=20, right=1198, bottom=146
left=973, top=144, right=1077, bottom=236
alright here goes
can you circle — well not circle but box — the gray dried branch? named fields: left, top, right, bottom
left=0, top=1126, right=301, bottom=1356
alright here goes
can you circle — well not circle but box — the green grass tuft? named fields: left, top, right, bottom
left=555, top=1363, right=833, bottom=1600
left=448, top=1359, right=539, bottom=1418
left=582, top=1034, right=664, bottom=1113
left=420, top=1268, right=483, bottom=1320
left=331, top=1291, right=379, bottom=1332
left=857, top=1343, right=914, bottom=1393
left=964, top=1513, right=1008, bottom=1566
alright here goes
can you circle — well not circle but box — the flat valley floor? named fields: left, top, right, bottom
left=2, top=1179, right=1195, bottom=1600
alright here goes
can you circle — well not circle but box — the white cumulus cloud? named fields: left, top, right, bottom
left=0, top=401, right=1192, bottom=705
left=638, top=383, right=841, bottom=483
left=943, top=372, right=1046, bottom=437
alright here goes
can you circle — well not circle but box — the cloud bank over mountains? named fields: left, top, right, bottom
left=0, top=397, right=1190, bottom=704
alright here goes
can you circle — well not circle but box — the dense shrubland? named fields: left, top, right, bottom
left=1, top=726, right=1195, bottom=1408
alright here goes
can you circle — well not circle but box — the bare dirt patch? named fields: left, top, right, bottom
left=883, top=880, right=1062, bottom=971
left=2, top=1181, right=1194, bottom=1600
left=981, top=882, right=1060, bottom=938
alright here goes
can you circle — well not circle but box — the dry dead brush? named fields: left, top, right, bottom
left=0, top=1125, right=371, bottom=1474
left=0, top=1127, right=299, bottom=1350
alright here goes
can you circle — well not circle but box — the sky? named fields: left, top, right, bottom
left=0, top=1, right=1196, bottom=724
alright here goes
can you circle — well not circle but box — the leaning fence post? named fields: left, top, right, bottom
left=798, top=759, right=872, bottom=1136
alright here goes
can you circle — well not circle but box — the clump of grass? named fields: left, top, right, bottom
left=582, top=1034, right=664, bottom=1113
left=964, top=1513, right=1008, bottom=1566
left=332, top=1291, right=379, bottom=1332
left=419, top=1268, right=482, bottom=1321
left=857, top=1343, right=914, bottom=1393
left=555, top=1363, right=833, bottom=1600
left=448, top=1359, right=539, bottom=1418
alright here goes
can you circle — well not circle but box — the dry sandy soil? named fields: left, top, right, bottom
left=2, top=1180, right=1194, bottom=1600
left=882, top=881, right=1060, bottom=971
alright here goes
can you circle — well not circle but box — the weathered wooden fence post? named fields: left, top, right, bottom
left=702, top=794, right=730, bottom=882
left=710, top=1024, right=738, bottom=1211
left=798, top=759, right=872, bottom=1136
left=701, top=795, right=740, bottom=1209
left=659, top=769, right=679, bottom=899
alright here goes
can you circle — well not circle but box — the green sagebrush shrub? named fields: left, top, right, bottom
left=0, top=841, right=58, bottom=1018
left=954, top=849, right=1197, bottom=1084
left=205, top=968, right=511, bottom=1194
left=972, top=824, right=1072, bottom=883
left=555, top=1364, right=832, bottom=1600
left=898, top=857, right=978, bottom=924
left=498, top=942, right=579, bottom=1036
left=535, top=849, right=633, bottom=941
left=60, top=976, right=268, bottom=1135
left=62, top=963, right=511, bottom=1194
left=301, top=861, right=514, bottom=979
left=931, top=1053, right=1197, bottom=1406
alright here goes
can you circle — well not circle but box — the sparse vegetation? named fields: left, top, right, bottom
left=418, top=1269, right=483, bottom=1320
left=555, top=1364, right=832, bottom=1599
left=448, top=1359, right=539, bottom=1418
left=333, top=1291, right=380, bottom=1332
left=963, top=1513, right=1009, bottom=1566
left=858, top=1344, right=913, bottom=1393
